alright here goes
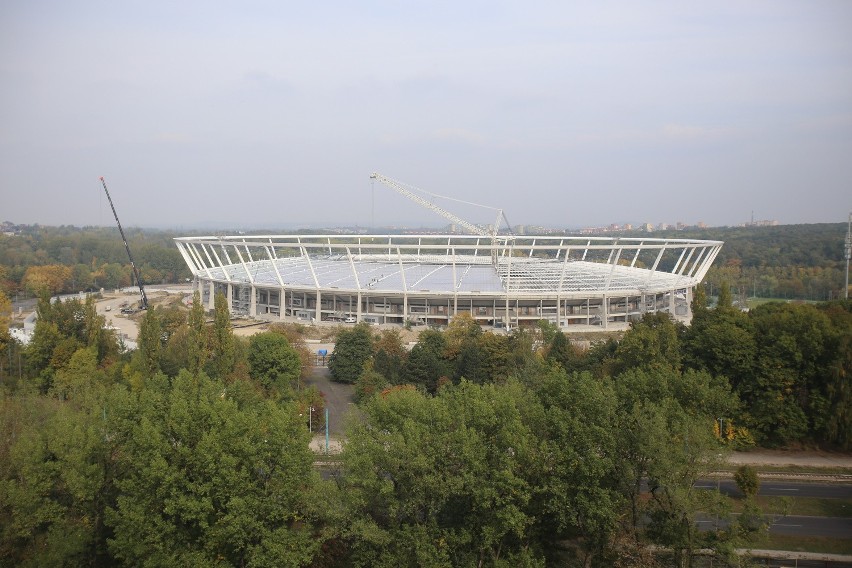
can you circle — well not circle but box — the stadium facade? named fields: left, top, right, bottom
left=174, top=233, right=722, bottom=330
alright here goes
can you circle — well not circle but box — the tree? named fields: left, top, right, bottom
left=341, top=380, right=542, bottom=567
left=612, top=312, right=682, bottom=375
left=22, top=265, right=72, bottom=295
left=453, top=337, right=487, bottom=384
left=107, top=370, right=321, bottom=566
left=247, top=332, right=301, bottom=398
left=733, top=465, right=760, bottom=499
left=372, top=328, right=407, bottom=385
left=0, top=291, right=11, bottom=357
left=443, top=311, right=481, bottom=360
left=477, top=332, right=511, bottom=382
left=743, top=303, right=833, bottom=445
left=328, top=323, right=373, bottom=384
left=403, top=329, right=450, bottom=393
left=682, top=302, right=755, bottom=390
left=716, top=281, right=733, bottom=310
left=135, top=307, right=163, bottom=379
left=0, top=382, right=123, bottom=566
left=354, top=368, right=389, bottom=402
left=185, top=290, right=207, bottom=375
left=610, top=367, right=739, bottom=567
left=268, top=322, right=313, bottom=381
left=823, top=303, right=852, bottom=449
left=209, top=292, right=236, bottom=380
left=544, top=330, right=582, bottom=374
left=525, top=368, right=623, bottom=564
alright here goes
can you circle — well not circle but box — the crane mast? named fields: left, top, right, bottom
left=99, top=177, right=148, bottom=310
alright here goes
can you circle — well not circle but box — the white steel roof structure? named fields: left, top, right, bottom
left=175, top=234, right=722, bottom=329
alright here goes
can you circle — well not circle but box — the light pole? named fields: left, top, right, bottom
left=845, top=212, right=851, bottom=300
left=309, top=406, right=313, bottom=434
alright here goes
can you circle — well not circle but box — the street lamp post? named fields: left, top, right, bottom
left=845, top=212, right=851, bottom=300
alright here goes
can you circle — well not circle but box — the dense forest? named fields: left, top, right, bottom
left=0, top=226, right=190, bottom=296
left=1, top=282, right=850, bottom=566
left=643, top=223, right=849, bottom=302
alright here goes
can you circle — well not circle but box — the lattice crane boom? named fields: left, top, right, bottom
left=99, top=176, right=148, bottom=310
left=370, top=172, right=492, bottom=237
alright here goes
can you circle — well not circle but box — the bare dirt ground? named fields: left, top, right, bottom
left=95, top=286, right=192, bottom=342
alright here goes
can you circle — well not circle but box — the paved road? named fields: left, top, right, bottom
left=697, top=514, right=852, bottom=538
left=303, top=366, right=356, bottom=437
left=695, top=480, right=852, bottom=499
left=767, top=515, right=852, bottom=538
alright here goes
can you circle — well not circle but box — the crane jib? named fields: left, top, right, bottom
left=99, top=177, right=148, bottom=310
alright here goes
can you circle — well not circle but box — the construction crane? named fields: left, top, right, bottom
left=369, top=172, right=512, bottom=240
left=99, top=176, right=148, bottom=310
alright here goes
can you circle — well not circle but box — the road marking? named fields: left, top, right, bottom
left=695, top=485, right=715, bottom=488
left=775, top=488, right=799, bottom=492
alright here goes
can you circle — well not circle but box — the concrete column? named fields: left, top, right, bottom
left=315, top=290, right=322, bottom=323
left=279, top=287, right=285, bottom=321
left=602, top=295, right=608, bottom=330
left=207, top=281, right=215, bottom=311
left=249, top=285, right=257, bottom=317
left=227, top=283, right=233, bottom=312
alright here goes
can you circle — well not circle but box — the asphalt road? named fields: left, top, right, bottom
left=767, top=514, right=852, bottom=538
left=698, top=514, right=852, bottom=539
left=695, top=479, right=852, bottom=499
left=303, top=366, right=356, bottom=437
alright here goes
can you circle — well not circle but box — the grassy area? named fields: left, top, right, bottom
left=716, top=463, right=852, bottom=476
left=745, top=297, right=819, bottom=309
left=751, top=534, right=852, bottom=555
left=730, top=496, right=852, bottom=518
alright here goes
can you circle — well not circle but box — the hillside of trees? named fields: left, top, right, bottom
left=640, top=223, right=848, bottom=302
left=1, top=281, right=849, bottom=565
left=1, top=222, right=848, bottom=301
left=0, top=226, right=190, bottom=297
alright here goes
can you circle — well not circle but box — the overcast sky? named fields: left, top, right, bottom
left=1, top=1, right=851, bottom=231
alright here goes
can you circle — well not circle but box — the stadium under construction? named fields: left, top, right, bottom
left=174, top=175, right=722, bottom=331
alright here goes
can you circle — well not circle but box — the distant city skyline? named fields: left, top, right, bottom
left=1, top=2, right=850, bottom=229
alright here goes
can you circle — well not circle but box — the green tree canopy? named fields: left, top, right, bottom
left=107, top=370, right=320, bottom=566
left=329, top=323, right=374, bottom=384
left=247, top=332, right=301, bottom=398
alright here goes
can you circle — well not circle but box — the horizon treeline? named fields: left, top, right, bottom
left=1, top=222, right=848, bottom=301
